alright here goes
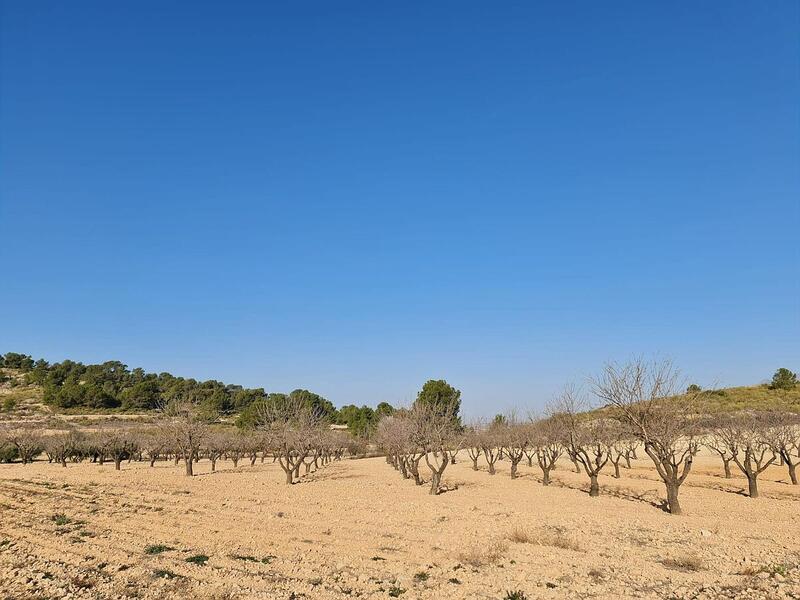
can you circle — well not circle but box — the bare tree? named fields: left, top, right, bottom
left=44, top=429, right=83, bottom=468
left=98, top=427, right=139, bottom=471
left=254, top=396, right=321, bottom=484
left=463, top=426, right=483, bottom=471
left=411, top=400, right=459, bottom=494
left=592, top=359, right=698, bottom=514
left=704, top=432, right=735, bottom=479
left=160, top=399, right=209, bottom=476
left=554, top=386, right=611, bottom=497
left=713, top=413, right=777, bottom=498
left=764, top=411, right=800, bottom=485
left=2, top=425, right=43, bottom=465
left=530, top=416, right=562, bottom=486
left=478, top=426, right=501, bottom=475
left=498, top=415, right=529, bottom=479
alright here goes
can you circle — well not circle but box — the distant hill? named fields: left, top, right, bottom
left=687, top=384, right=800, bottom=413
left=3, top=365, right=798, bottom=426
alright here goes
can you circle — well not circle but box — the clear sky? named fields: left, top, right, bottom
left=1, top=2, right=798, bottom=416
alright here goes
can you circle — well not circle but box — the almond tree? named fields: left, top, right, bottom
left=99, top=428, right=139, bottom=471
left=592, top=359, right=698, bottom=514
left=44, top=429, right=83, bottom=467
left=714, top=413, right=777, bottom=498
left=704, top=433, right=735, bottom=479
left=3, top=425, right=43, bottom=464
left=479, top=427, right=501, bottom=475
left=411, top=400, right=459, bottom=495
left=554, top=387, right=611, bottom=497
left=499, top=417, right=529, bottom=479
left=463, top=427, right=483, bottom=471
left=161, top=398, right=209, bottom=476
left=255, top=396, right=320, bottom=484
left=530, top=416, right=562, bottom=486
left=765, top=412, right=800, bottom=485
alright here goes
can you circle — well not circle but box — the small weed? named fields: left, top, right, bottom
left=153, top=569, right=181, bottom=579
left=448, top=578, right=461, bottom=584
left=144, top=544, right=173, bottom=555
left=505, top=592, right=528, bottom=600
left=231, top=554, right=259, bottom=562
left=413, top=571, right=429, bottom=582
left=457, top=540, right=508, bottom=568
left=185, top=554, right=209, bottom=566
left=371, top=556, right=386, bottom=561
left=661, top=554, right=706, bottom=572
left=507, top=528, right=533, bottom=544
left=742, top=563, right=790, bottom=577
left=51, top=513, right=71, bottom=526
left=388, top=586, right=405, bottom=597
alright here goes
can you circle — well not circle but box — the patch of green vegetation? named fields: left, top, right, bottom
left=505, top=591, right=528, bottom=600
left=231, top=554, right=259, bottom=562
left=388, top=586, right=405, bottom=597
left=413, top=571, right=429, bottom=582
left=185, top=554, right=209, bottom=566
left=144, top=544, right=173, bottom=555
left=153, top=569, right=181, bottom=579
left=51, top=513, right=71, bottom=526
left=761, top=564, right=789, bottom=577
left=230, top=553, right=275, bottom=564
left=448, top=578, right=461, bottom=584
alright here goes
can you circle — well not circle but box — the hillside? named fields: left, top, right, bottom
left=3, top=366, right=798, bottom=425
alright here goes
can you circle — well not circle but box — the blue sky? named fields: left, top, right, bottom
left=1, top=2, right=798, bottom=416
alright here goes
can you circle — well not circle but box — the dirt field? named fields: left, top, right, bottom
left=1, top=452, right=798, bottom=600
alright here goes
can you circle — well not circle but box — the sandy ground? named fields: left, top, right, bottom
left=1, top=451, right=798, bottom=600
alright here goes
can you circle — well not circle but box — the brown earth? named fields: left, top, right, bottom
left=0, top=451, right=798, bottom=600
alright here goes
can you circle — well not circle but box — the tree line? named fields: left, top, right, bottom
left=0, top=351, right=396, bottom=435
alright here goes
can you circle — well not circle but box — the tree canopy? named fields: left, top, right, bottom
left=413, top=379, right=461, bottom=426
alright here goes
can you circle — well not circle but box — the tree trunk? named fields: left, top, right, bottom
left=61, top=458, right=67, bottom=468
left=624, top=454, right=631, bottom=469
left=471, top=457, right=478, bottom=471
left=666, top=482, right=681, bottom=514
left=450, top=454, right=456, bottom=465
left=542, top=468, right=551, bottom=486
left=722, top=458, right=732, bottom=479
left=571, top=458, right=580, bottom=473
left=285, top=469, right=293, bottom=484
left=747, top=475, right=759, bottom=498
left=211, top=458, right=217, bottom=472
left=588, top=474, right=599, bottom=497
left=488, top=462, right=496, bottom=475
left=429, top=471, right=441, bottom=495
left=293, top=463, right=300, bottom=479
left=788, top=462, right=798, bottom=485
left=613, top=462, right=620, bottom=478
left=510, top=462, right=518, bottom=479
left=114, top=458, right=122, bottom=471
left=184, top=457, right=194, bottom=476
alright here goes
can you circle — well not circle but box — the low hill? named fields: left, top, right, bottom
left=3, top=366, right=798, bottom=426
